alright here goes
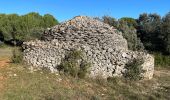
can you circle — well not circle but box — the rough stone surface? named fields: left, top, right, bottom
left=23, top=16, right=154, bottom=79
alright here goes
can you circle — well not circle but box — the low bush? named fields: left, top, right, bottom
left=123, top=58, right=145, bottom=81
left=154, top=53, right=170, bottom=68
left=57, top=50, right=91, bottom=78
left=11, top=47, right=23, bottom=63
left=78, top=61, right=91, bottom=78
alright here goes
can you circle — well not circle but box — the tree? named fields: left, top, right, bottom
left=0, top=14, right=20, bottom=41
left=43, top=14, right=59, bottom=28
left=161, top=12, right=170, bottom=54
left=0, top=32, right=4, bottom=42
left=102, top=15, right=144, bottom=51
left=102, top=16, right=117, bottom=27
left=117, top=20, right=144, bottom=51
left=119, top=17, right=138, bottom=28
left=0, top=12, right=59, bottom=43
left=137, top=13, right=163, bottom=51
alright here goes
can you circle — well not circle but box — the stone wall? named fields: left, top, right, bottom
left=23, top=16, right=154, bottom=79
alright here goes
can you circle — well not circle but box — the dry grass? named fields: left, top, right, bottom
left=0, top=64, right=169, bottom=100
left=0, top=47, right=13, bottom=59
left=0, top=47, right=169, bottom=100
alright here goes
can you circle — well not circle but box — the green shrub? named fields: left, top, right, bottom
left=0, top=12, right=59, bottom=42
left=78, top=61, right=91, bottom=78
left=154, top=53, right=170, bottom=68
left=123, top=58, right=145, bottom=81
left=11, top=47, right=23, bottom=63
left=58, top=50, right=91, bottom=78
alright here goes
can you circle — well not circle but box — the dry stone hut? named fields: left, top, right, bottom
left=23, top=16, right=154, bottom=79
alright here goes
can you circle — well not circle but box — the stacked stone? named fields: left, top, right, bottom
left=23, top=16, right=154, bottom=79
left=43, top=16, right=128, bottom=51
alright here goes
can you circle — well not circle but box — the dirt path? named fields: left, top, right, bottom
left=0, top=48, right=12, bottom=94
left=0, top=58, right=10, bottom=68
left=0, top=58, right=10, bottom=93
left=154, top=69, right=170, bottom=77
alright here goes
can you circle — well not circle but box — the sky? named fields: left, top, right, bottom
left=0, top=0, right=170, bottom=22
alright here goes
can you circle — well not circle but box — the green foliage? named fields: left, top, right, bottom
left=58, top=50, right=91, bottom=78
left=102, top=12, right=170, bottom=55
left=102, top=16, right=144, bottom=51
left=78, top=61, right=91, bottom=78
left=161, top=12, right=170, bottom=54
left=123, top=58, right=145, bottom=80
left=118, top=20, right=144, bottom=51
left=136, top=12, right=170, bottom=55
left=43, top=14, right=59, bottom=28
left=0, top=12, right=59, bottom=42
left=11, top=47, right=23, bottom=63
left=118, top=18, right=145, bottom=51
left=137, top=13, right=163, bottom=52
left=102, top=12, right=170, bottom=71
left=119, top=17, right=138, bottom=28
left=0, top=42, right=7, bottom=48
left=101, top=12, right=170, bottom=56
left=102, top=15, right=117, bottom=26
left=154, top=53, right=170, bottom=68
left=22, top=28, right=44, bottom=41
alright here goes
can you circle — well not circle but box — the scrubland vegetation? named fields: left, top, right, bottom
left=0, top=12, right=58, bottom=44
left=0, top=12, right=170, bottom=100
left=102, top=12, right=170, bottom=68
left=0, top=48, right=169, bottom=100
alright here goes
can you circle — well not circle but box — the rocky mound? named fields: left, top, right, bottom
left=43, top=16, right=128, bottom=50
left=23, top=16, right=154, bottom=79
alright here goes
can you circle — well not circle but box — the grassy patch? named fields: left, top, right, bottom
left=0, top=43, right=8, bottom=48
left=0, top=63, right=170, bottom=100
left=0, top=47, right=13, bottom=59
left=0, top=47, right=170, bottom=100
left=0, top=64, right=103, bottom=100
left=154, top=53, right=170, bottom=69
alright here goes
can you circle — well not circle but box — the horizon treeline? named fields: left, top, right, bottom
left=0, top=12, right=170, bottom=55
left=0, top=12, right=58, bottom=42
left=102, top=12, right=170, bottom=55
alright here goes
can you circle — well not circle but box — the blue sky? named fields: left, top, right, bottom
left=0, top=0, right=169, bottom=22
